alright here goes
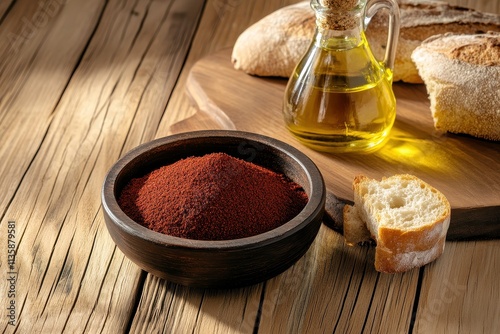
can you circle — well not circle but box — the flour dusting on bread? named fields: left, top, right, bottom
left=412, top=32, right=500, bottom=141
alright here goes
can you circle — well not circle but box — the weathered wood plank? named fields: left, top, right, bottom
left=1, top=0, right=109, bottom=329
left=0, top=0, right=205, bottom=332
left=157, top=0, right=305, bottom=135
left=413, top=241, right=500, bottom=333
left=130, top=276, right=262, bottom=333
left=0, top=0, right=105, bottom=220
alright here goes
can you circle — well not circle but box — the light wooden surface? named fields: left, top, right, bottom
left=185, top=49, right=500, bottom=207
left=183, top=49, right=500, bottom=240
left=0, top=0, right=499, bottom=333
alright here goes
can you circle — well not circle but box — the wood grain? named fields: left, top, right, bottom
left=130, top=276, right=262, bottom=333
left=0, top=0, right=205, bottom=332
left=413, top=240, right=500, bottom=333
left=1, top=0, right=498, bottom=333
left=256, top=225, right=419, bottom=333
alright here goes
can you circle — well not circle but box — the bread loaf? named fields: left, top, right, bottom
left=368, top=0, right=500, bottom=83
left=231, top=2, right=314, bottom=78
left=231, top=1, right=500, bottom=83
left=412, top=32, right=500, bottom=140
left=343, top=174, right=451, bottom=273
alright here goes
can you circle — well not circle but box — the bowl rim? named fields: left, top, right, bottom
left=102, top=130, right=325, bottom=250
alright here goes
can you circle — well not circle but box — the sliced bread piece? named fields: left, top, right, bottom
left=344, top=174, right=451, bottom=273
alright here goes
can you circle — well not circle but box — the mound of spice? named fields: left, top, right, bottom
left=118, top=152, right=309, bottom=240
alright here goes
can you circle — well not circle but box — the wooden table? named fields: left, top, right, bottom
left=1, top=0, right=499, bottom=333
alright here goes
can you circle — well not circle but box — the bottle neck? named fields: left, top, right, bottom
left=313, top=17, right=365, bottom=50
left=311, top=0, right=365, bottom=44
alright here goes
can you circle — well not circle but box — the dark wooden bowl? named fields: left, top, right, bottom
left=101, top=130, right=325, bottom=288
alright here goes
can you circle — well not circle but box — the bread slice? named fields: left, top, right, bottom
left=411, top=32, right=500, bottom=141
left=344, top=174, right=451, bottom=273
left=231, top=1, right=500, bottom=83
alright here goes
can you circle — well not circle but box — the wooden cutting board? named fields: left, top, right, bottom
left=177, top=49, right=500, bottom=240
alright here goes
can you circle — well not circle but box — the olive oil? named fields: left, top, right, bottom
left=283, top=0, right=400, bottom=153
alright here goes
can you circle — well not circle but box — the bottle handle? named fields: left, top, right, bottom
left=365, top=0, right=400, bottom=72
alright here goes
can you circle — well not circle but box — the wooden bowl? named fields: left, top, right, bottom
left=101, top=130, right=325, bottom=288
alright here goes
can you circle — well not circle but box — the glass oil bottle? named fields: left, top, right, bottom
left=283, top=0, right=400, bottom=153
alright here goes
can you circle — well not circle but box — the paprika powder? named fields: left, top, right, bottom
left=118, top=152, right=308, bottom=240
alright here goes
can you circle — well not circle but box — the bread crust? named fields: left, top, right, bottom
left=377, top=214, right=449, bottom=253
left=367, top=1, right=500, bottom=83
left=231, top=1, right=500, bottom=83
left=375, top=238, right=445, bottom=273
left=231, top=2, right=314, bottom=78
left=412, top=32, right=500, bottom=141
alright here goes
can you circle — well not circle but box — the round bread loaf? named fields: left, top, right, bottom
left=231, top=2, right=314, bottom=78
left=367, top=0, right=500, bottom=83
left=231, top=0, right=500, bottom=83
left=411, top=32, right=500, bottom=141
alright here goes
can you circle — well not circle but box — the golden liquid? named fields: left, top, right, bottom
left=283, top=36, right=396, bottom=153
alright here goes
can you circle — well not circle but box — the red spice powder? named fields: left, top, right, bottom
left=118, top=152, right=309, bottom=240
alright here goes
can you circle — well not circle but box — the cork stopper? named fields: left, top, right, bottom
left=313, top=0, right=363, bottom=31
left=319, top=0, right=359, bottom=10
